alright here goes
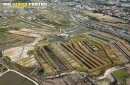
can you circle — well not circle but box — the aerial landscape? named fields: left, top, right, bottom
left=0, top=0, right=130, bottom=85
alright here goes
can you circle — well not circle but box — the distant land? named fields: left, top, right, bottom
left=14, top=0, right=31, bottom=2
left=0, top=0, right=31, bottom=3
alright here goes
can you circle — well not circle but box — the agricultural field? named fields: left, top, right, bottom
left=34, top=46, right=54, bottom=75
left=52, top=13, right=70, bottom=25
left=9, top=30, right=41, bottom=38
left=0, top=1, right=130, bottom=84
left=8, top=28, right=58, bottom=38
left=44, top=10, right=71, bottom=26
left=82, top=11, right=127, bottom=23
left=4, top=46, right=39, bottom=67
left=60, top=40, right=111, bottom=72
left=91, top=31, right=130, bottom=63
left=1, top=28, right=43, bottom=72
left=1, top=28, right=59, bottom=75
left=0, top=18, right=13, bottom=26
left=0, top=33, right=35, bottom=52
left=101, top=22, right=130, bottom=30
left=42, top=45, right=69, bottom=71
left=8, top=21, right=32, bottom=29
left=108, top=42, right=130, bottom=63
left=34, top=34, right=122, bottom=75
left=51, top=43, right=81, bottom=69
left=30, top=9, right=71, bottom=28
left=17, top=55, right=38, bottom=67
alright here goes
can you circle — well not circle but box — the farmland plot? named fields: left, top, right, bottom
left=42, top=46, right=69, bottom=71
left=4, top=46, right=34, bottom=62
left=61, top=40, right=110, bottom=72
left=8, top=30, right=41, bottom=38
left=51, top=43, right=81, bottom=69
left=108, top=42, right=130, bottom=63
left=35, top=47, right=54, bottom=73
left=17, top=55, right=39, bottom=67
left=53, top=14, right=70, bottom=25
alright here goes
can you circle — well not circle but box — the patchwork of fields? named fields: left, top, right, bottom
left=35, top=38, right=115, bottom=74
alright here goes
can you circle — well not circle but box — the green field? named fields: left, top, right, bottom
left=9, top=22, right=32, bottom=29
left=113, top=69, right=130, bottom=85
left=0, top=28, right=7, bottom=41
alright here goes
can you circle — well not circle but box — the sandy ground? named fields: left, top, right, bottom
left=21, top=28, right=57, bottom=35
left=20, top=46, right=34, bottom=59
left=17, top=55, right=39, bottom=67
left=8, top=28, right=58, bottom=38
left=4, top=46, right=34, bottom=62
left=4, top=44, right=39, bottom=66
left=4, top=47, right=24, bottom=62
left=97, top=81, right=108, bottom=85
left=3, top=33, right=42, bottom=67
left=8, top=30, right=41, bottom=38
left=85, top=12, right=127, bottom=23
left=126, top=78, right=130, bottom=85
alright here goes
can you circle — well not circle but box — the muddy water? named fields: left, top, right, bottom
left=48, top=35, right=69, bottom=43
left=0, top=71, right=35, bottom=85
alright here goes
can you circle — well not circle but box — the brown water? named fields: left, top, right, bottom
left=0, top=71, right=35, bottom=85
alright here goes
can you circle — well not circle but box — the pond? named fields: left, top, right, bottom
left=0, top=71, right=35, bottom=85
left=48, top=35, right=70, bottom=43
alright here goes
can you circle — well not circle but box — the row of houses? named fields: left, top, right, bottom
left=76, top=2, right=130, bottom=21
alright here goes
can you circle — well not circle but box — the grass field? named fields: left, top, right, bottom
left=53, top=14, right=70, bottom=25
left=8, top=22, right=32, bottom=29
left=113, top=69, right=130, bottom=85
left=0, top=28, right=7, bottom=41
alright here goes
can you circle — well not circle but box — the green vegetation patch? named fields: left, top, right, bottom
left=53, top=15, right=70, bottom=25
left=97, top=78, right=111, bottom=82
left=0, top=64, right=8, bottom=73
left=79, top=11, right=99, bottom=21
left=8, top=21, right=32, bottom=29
left=36, top=14, right=46, bottom=20
left=48, top=35, right=70, bottom=43
left=40, top=20, right=63, bottom=26
left=15, top=63, right=36, bottom=73
left=87, top=15, right=99, bottom=21
left=0, top=28, right=7, bottom=40
left=88, top=34, right=109, bottom=42
left=27, top=50, right=34, bottom=55
left=113, top=69, right=130, bottom=85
